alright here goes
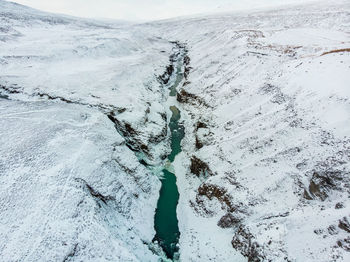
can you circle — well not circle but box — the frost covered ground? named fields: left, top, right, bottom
left=0, top=0, right=350, bottom=261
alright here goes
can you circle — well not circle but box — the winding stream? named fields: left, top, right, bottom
left=153, top=47, right=186, bottom=260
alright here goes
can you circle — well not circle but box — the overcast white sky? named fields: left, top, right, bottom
left=9, top=0, right=318, bottom=21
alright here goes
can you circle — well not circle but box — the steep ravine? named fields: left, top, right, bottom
left=1, top=1, right=350, bottom=261
left=153, top=43, right=187, bottom=260
left=108, top=42, right=190, bottom=261
left=153, top=105, right=184, bottom=260
left=0, top=40, right=190, bottom=261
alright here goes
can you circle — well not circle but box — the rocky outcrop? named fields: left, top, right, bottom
left=75, top=178, right=116, bottom=207
left=338, top=217, right=350, bottom=233
left=158, top=64, right=174, bottom=85
left=190, top=156, right=213, bottom=177
left=304, top=171, right=344, bottom=201
left=183, top=55, right=191, bottom=79
left=217, top=213, right=241, bottom=228
left=197, top=183, right=236, bottom=212
left=107, top=112, right=151, bottom=157
left=231, top=226, right=266, bottom=262
left=176, top=89, right=211, bottom=108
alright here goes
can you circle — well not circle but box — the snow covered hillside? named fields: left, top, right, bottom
left=0, top=1, right=172, bottom=261
left=0, top=0, right=349, bottom=261
left=148, top=0, right=350, bottom=261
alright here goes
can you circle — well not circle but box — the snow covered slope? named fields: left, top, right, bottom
left=1, top=0, right=349, bottom=261
left=0, top=1, right=173, bottom=261
left=147, top=0, right=350, bottom=261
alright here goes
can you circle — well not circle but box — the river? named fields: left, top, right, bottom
left=153, top=46, right=186, bottom=260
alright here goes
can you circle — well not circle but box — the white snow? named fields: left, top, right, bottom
left=0, top=1, right=171, bottom=261
left=149, top=0, right=350, bottom=261
left=1, top=0, right=349, bottom=261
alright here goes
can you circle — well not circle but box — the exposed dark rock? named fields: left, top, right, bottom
left=289, top=118, right=304, bottom=128
left=85, top=183, right=115, bottom=205
left=197, top=183, right=236, bottom=212
left=107, top=112, right=151, bottom=157
left=158, top=64, right=174, bottom=85
left=184, top=66, right=192, bottom=80
left=117, top=107, right=127, bottom=114
left=198, top=183, right=226, bottom=199
left=194, top=121, right=209, bottom=150
left=158, top=41, right=189, bottom=86
left=75, top=178, right=115, bottom=207
left=183, top=55, right=190, bottom=66
left=314, top=229, right=324, bottom=235
left=259, top=83, right=290, bottom=105
left=195, top=135, right=203, bottom=150
left=35, top=92, right=75, bottom=104
left=182, top=81, right=191, bottom=87
left=231, top=225, right=265, bottom=262
left=232, top=88, right=242, bottom=95
left=335, top=202, right=344, bottom=209
left=190, top=156, right=212, bottom=177
left=183, top=54, right=191, bottom=79
left=271, top=93, right=287, bottom=104
left=139, top=159, right=151, bottom=167
left=337, top=237, right=350, bottom=251
left=218, top=213, right=241, bottom=228
left=62, top=243, right=79, bottom=262
left=157, top=44, right=180, bottom=85
left=304, top=171, right=343, bottom=201
left=327, top=225, right=338, bottom=235
left=0, top=93, right=9, bottom=99
left=195, top=121, right=208, bottom=131
left=176, top=89, right=210, bottom=108
left=338, top=217, right=350, bottom=233
left=246, top=51, right=268, bottom=57
left=0, top=84, right=22, bottom=94
left=176, top=89, right=194, bottom=103
left=259, top=83, right=279, bottom=95
left=108, top=113, right=135, bottom=137
left=190, top=197, right=215, bottom=216
left=159, top=112, right=167, bottom=121
left=149, top=122, right=168, bottom=144
left=1, top=83, right=126, bottom=113
left=320, top=130, right=336, bottom=146
left=262, top=212, right=290, bottom=220
left=111, top=158, right=136, bottom=175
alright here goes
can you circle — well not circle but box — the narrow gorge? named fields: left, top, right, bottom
left=106, top=42, right=190, bottom=260
left=1, top=1, right=349, bottom=261
left=153, top=43, right=187, bottom=260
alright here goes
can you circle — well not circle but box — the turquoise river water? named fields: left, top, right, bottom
left=153, top=52, right=185, bottom=260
